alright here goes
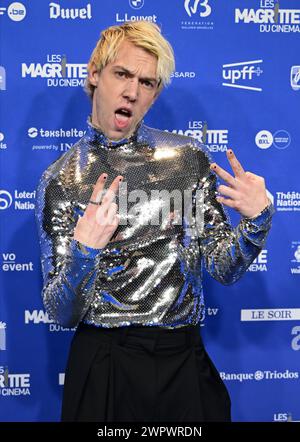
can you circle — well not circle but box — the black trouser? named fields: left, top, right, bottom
left=61, top=323, right=231, bottom=422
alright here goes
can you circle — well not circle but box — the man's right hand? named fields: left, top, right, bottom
left=73, top=173, right=123, bottom=249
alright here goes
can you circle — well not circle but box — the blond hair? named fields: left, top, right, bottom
left=85, top=21, right=175, bottom=99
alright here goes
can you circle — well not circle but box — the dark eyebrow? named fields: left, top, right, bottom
left=112, top=65, right=158, bottom=85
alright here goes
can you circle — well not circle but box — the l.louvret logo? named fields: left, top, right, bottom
left=21, top=54, right=87, bottom=88
left=0, top=366, right=31, bottom=396
left=222, top=59, right=263, bottom=91
left=235, top=0, right=300, bottom=33
left=0, top=189, right=35, bottom=210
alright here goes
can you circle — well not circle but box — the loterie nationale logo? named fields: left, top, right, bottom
left=0, top=189, right=35, bottom=211
left=235, top=0, right=300, bottom=33
left=21, top=54, right=87, bottom=88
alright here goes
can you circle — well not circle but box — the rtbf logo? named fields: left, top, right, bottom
left=222, top=60, right=263, bottom=91
left=184, top=0, right=211, bottom=18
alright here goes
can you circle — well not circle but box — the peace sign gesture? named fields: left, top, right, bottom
left=73, top=173, right=123, bottom=249
left=210, top=149, right=270, bottom=218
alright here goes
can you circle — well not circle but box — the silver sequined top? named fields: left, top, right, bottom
left=35, top=117, right=274, bottom=329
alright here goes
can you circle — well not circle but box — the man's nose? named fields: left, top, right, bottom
left=123, top=78, right=139, bottom=102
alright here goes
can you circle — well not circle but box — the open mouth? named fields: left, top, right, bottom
left=115, top=108, right=133, bottom=129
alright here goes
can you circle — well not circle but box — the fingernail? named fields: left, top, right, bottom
left=210, top=164, right=217, bottom=169
left=119, top=177, right=123, bottom=181
left=228, top=150, right=233, bottom=155
left=103, top=174, right=107, bottom=179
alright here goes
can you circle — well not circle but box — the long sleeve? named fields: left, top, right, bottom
left=194, top=146, right=275, bottom=285
left=35, top=171, right=102, bottom=328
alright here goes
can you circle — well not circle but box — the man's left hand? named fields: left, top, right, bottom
left=210, top=149, right=270, bottom=218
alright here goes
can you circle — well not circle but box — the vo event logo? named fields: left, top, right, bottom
left=222, top=59, right=263, bottom=91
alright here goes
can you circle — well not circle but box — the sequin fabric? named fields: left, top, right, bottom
left=35, top=116, right=274, bottom=329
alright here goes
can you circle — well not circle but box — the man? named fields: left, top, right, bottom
left=35, top=21, right=274, bottom=422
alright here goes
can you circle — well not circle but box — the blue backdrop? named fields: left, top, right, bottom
left=0, top=0, right=299, bottom=422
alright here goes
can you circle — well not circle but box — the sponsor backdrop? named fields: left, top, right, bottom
left=0, top=0, right=299, bottom=422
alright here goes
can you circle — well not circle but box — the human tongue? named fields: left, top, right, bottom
left=115, top=111, right=131, bottom=128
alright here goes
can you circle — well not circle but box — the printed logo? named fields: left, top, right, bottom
left=184, top=0, right=211, bottom=18
left=28, top=126, right=84, bottom=152
left=1, top=253, right=33, bottom=272
left=169, top=121, right=229, bottom=153
left=291, top=241, right=300, bottom=274
left=255, top=130, right=273, bottom=149
left=25, top=310, right=75, bottom=332
left=291, top=66, right=300, bottom=91
left=0, top=131, right=7, bottom=150
left=0, top=190, right=13, bottom=210
left=247, top=249, right=267, bottom=272
left=291, top=326, right=300, bottom=351
left=0, top=366, right=31, bottom=396
left=0, top=66, right=6, bottom=91
left=21, top=55, right=87, bottom=88
left=222, top=60, right=263, bottom=91
left=7, top=2, right=26, bottom=21
left=182, top=0, right=213, bottom=30
left=0, top=322, right=6, bottom=351
left=235, top=1, right=300, bottom=33
left=129, top=0, right=144, bottom=9
left=241, top=308, right=300, bottom=321
left=0, top=189, right=35, bottom=210
left=221, top=369, right=299, bottom=382
left=255, top=129, right=291, bottom=150
left=276, top=192, right=300, bottom=212
left=49, top=2, right=92, bottom=20
left=0, top=2, right=26, bottom=21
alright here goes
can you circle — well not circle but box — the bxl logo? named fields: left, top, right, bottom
left=129, top=0, right=144, bottom=10
left=184, top=0, right=211, bottom=18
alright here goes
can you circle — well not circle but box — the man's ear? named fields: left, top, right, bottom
left=88, top=62, right=100, bottom=87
